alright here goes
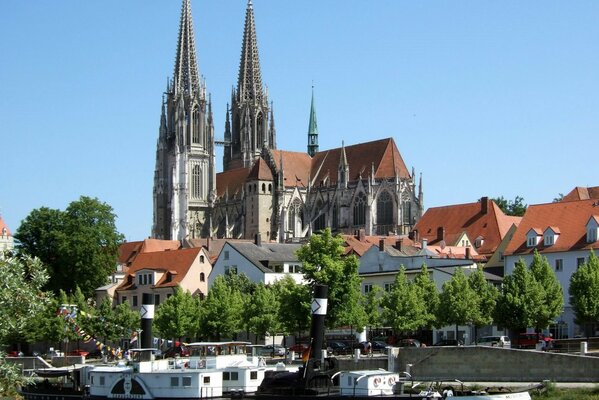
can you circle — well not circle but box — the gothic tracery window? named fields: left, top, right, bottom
left=288, top=198, right=304, bottom=237
left=192, top=165, right=202, bottom=199
left=314, top=200, right=326, bottom=232
left=353, top=192, right=366, bottom=226
left=192, top=106, right=201, bottom=144
left=376, top=191, right=393, bottom=225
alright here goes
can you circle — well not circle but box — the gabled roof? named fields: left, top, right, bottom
left=117, top=247, right=202, bottom=290
left=340, top=233, right=416, bottom=257
left=118, top=239, right=181, bottom=266
left=216, top=166, right=251, bottom=199
left=271, top=149, right=312, bottom=188
left=311, top=138, right=410, bottom=186
left=0, top=216, right=11, bottom=236
left=504, top=199, right=599, bottom=256
left=413, top=197, right=521, bottom=258
left=247, top=157, right=273, bottom=181
left=185, top=237, right=253, bottom=263
left=562, top=186, right=599, bottom=202
left=225, top=241, right=302, bottom=273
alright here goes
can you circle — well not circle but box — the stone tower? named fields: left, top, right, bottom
left=223, top=0, right=275, bottom=171
left=152, top=0, right=215, bottom=241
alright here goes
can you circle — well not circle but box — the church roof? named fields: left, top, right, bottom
left=271, top=149, right=312, bottom=188
left=248, top=157, right=273, bottom=181
left=216, top=166, right=251, bottom=199
left=311, top=138, right=410, bottom=186
left=563, top=186, right=599, bottom=202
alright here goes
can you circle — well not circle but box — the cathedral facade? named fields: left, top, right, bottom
left=153, top=0, right=423, bottom=242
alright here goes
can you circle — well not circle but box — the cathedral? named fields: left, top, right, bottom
left=152, top=0, right=424, bottom=242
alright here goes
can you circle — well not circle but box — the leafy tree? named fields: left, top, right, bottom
left=363, top=285, right=383, bottom=332
left=553, top=193, right=564, bottom=203
left=154, top=288, right=198, bottom=342
left=437, top=268, right=478, bottom=339
left=468, top=266, right=499, bottom=342
left=529, top=250, right=564, bottom=331
left=246, top=283, right=281, bottom=342
left=198, top=275, right=244, bottom=340
left=298, top=228, right=365, bottom=330
left=272, top=276, right=311, bottom=337
left=15, top=196, right=124, bottom=298
left=224, top=272, right=257, bottom=295
left=491, top=196, right=527, bottom=217
left=494, top=259, right=542, bottom=332
left=569, top=251, right=599, bottom=337
left=113, top=302, right=141, bottom=343
left=0, top=253, right=49, bottom=396
left=413, top=264, right=440, bottom=329
left=381, top=266, right=427, bottom=333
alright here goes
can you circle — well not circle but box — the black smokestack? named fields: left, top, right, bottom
left=308, top=284, right=328, bottom=360
left=141, top=293, right=154, bottom=349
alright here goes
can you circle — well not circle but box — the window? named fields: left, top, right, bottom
left=132, top=296, right=138, bottom=307
left=138, top=275, right=143, bottom=285
left=200, top=272, right=205, bottom=282
left=384, top=283, right=393, bottom=292
left=555, top=259, right=563, bottom=272
left=332, top=203, right=339, bottom=229
left=402, top=201, right=412, bottom=225
left=376, top=191, right=393, bottom=225
left=544, top=234, right=554, bottom=246
left=577, top=257, right=586, bottom=267
left=353, top=192, right=366, bottom=226
left=364, top=284, right=373, bottom=294
left=155, top=294, right=160, bottom=305
left=225, top=265, right=238, bottom=275
left=262, top=183, right=266, bottom=192
left=182, top=377, right=192, bottom=387
left=200, top=255, right=205, bottom=263
left=143, top=275, right=148, bottom=285
left=223, top=372, right=230, bottom=381
left=224, top=251, right=229, bottom=260
left=192, top=107, right=200, bottom=144
left=288, top=198, right=304, bottom=237
left=192, top=165, right=202, bottom=199
left=250, top=371, right=258, bottom=380
left=274, top=265, right=283, bottom=273
left=122, top=296, right=127, bottom=304
left=527, top=236, right=537, bottom=247
left=148, top=274, right=153, bottom=285
left=588, top=228, right=598, bottom=243
left=171, top=377, right=179, bottom=386
left=203, top=376, right=210, bottom=384
left=231, top=372, right=239, bottom=381
left=100, top=376, right=105, bottom=386
left=293, top=265, right=302, bottom=273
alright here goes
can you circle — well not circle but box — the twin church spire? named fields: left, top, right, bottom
left=173, top=0, right=201, bottom=96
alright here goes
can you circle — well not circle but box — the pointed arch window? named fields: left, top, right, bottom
left=353, top=192, right=366, bottom=227
left=402, top=201, right=412, bottom=225
left=256, top=112, right=264, bottom=148
left=314, top=200, right=326, bottom=232
left=192, top=106, right=201, bottom=144
left=192, top=165, right=202, bottom=199
left=288, top=198, right=304, bottom=237
left=377, top=191, right=393, bottom=225
left=332, top=203, right=339, bottom=229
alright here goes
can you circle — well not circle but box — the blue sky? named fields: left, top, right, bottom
left=1, top=1, right=598, bottom=241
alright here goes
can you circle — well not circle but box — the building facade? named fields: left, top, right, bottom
left=153, top=0, right=423, bottom=242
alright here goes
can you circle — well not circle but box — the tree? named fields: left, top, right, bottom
left=272, top=276, right=311, bottom=338
left=413, top=264, right=440, bottom=329
left=437, top=268, right=478, bottom=339
left=246, top=284, right=280, bottom=342
left=15, top=196, right=124, bottom=298
left=468, top=266, right=499, bottom=342
left=363, top=285, right=383, bottom=332
left=529, top=250, right=564, bottom=331
left=494, top=259, right=542, bottom=332
left=569, top=251, right=599, bottom=337
left=298, top=228, right=365, bottom=330
left=198, top=275, right=244, bottom=340
left=553, top=193, right=564, bottom=203
left=0, top=254, right=49, bottom=396
left=381, top=266, right=427, bottom=333
left=154, top=288, right=198, bottom=342
left=491, top=196, right=527, bottom=217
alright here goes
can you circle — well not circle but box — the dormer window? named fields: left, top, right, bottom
left=475, top=236, right=484, bottom=248
left=543, top=227, right=559, bottom=247
left=526, top=228, right=542, bottom=248
left=586, top=216, right=599, bottom=243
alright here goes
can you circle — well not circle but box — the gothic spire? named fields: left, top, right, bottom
left=237, top=0, right=264, bottom=103
left=307, top=86, right=319, bottom=157
left=173, top=0, right=200, bottom=95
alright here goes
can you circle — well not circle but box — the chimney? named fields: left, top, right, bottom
left=437, top=227, right=445, bottom=242
left=395, top=239, right=403, bottom=252
left=421, top=238, right=427, bottom=249
left=465, top=247, right=471, bottom=259
left=379, top=239, right=385, bottom=252
left=255, top=233, right=262, bottom=246
left=358, top=229, right=366, bottom=242
left=413, top=229, right=419, bottom=242
left=481, top=196, right=489, bottom=215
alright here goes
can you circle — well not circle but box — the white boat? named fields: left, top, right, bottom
left=85, top=342, right=296, bottom=399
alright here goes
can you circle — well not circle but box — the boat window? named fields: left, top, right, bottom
left=171, top=377, right=179, bottom=386
left=100, top=376, right=105, bottom=386
left=182, top=377, right=192, bottom=387
left=231, top=372, right=239, bottom=381
left=223, top=372, right=230, bottom=381
left=250, top=371, right=258, bottom=380
left=203, top=376, right=211, bottom=384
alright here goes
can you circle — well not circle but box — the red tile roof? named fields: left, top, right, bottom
left=271, top=149, right=312, bottom=188
left=216, top=166, right=251, bottom=199
left=117, top=247, right=202, bottom=290
left=413, top=197, right=521, bottom=258
left=248, top=157, right=274, bottom=181
left=504, top=199, right=599, bottom=256
left=563, top=186, right=599, bottom=202
left=118, top=239, right=181, bottom=266
left=0, top=216, right=11, bottom=236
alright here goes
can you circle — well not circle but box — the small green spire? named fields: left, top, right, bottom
left=307, top=85, right=319, bottom=157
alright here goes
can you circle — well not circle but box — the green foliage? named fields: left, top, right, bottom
left=492, top=195, right=527, bottom=217
left=569, top=251, right=599, bottom=336
left=298, top=228, right=366, bottom=330
left=246, top=283, right=280, bottom=340
left=437, top=268, right=478, bottom=328
left=271, top=276, right=311, bottom=336
left=381, top=266, right=427, bottom=333
left=224, top=272, right=257, bottom=295
left=362, top=285, right=383, bottom=328
left=15, top=196, right=124, bottom=298
left=413, top=264, right=440, bottom=329
left=199, top=275, right=244, bottom=340
left=0, top=253, right=49, bottom=396
left=468, top=266, right=499, bottom=328
left=529, top=250, right=564, bottom=330
left=154, top=288, right=199, bottom=341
